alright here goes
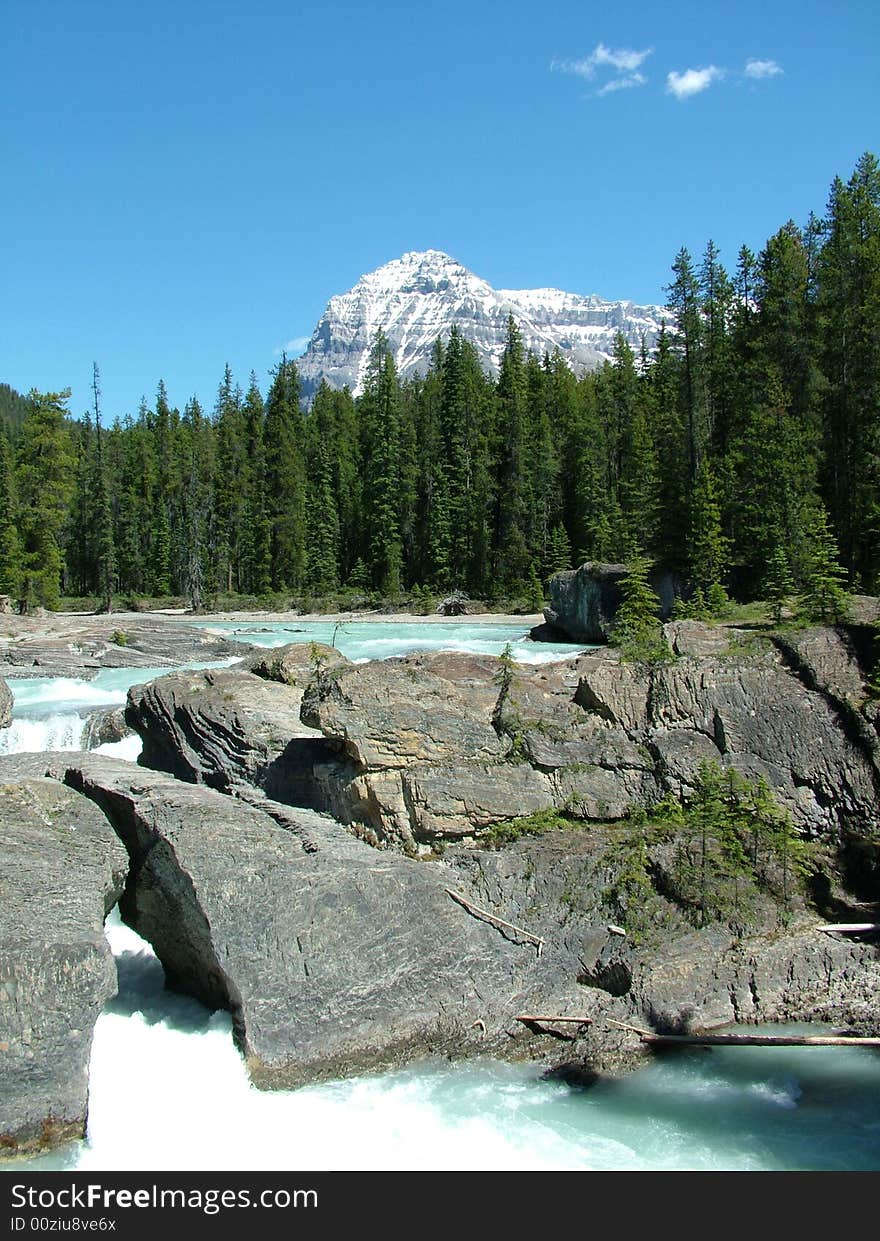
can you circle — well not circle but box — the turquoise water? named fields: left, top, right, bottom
left=0, top=658, right=242, bottom=755
left=190, top=618, right=586, bottom=664
left=12, top=917, right=880, bottom=1173
left=3, top=621, right=879, bottom=1172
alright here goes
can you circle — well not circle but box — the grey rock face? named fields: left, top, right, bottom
left=81, top=707, right=132, bottom=749
left=0, top=676, right=11, bottom=728
left=576, top=640, right=880, bottom=836
left=126, top=665, right=335, bottom=809
left=0, top=778, right=128, bottom=1158
left=443, top=826, right=880, bottom=1075
left=299, top=638, right=880, bottom=842
left=127, top=633, right=880, bottom=848
left=61, top=756, right=547, bottom=1088
left=543, top=562, right=677, bottom=644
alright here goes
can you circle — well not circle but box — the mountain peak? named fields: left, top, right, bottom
left=296, top=252, right=669, bottom=400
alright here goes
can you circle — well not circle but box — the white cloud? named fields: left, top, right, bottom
left=744, top=58, right=783, bottom=79
left=597, top=73, right=647, bottom=96
left=274, top=335, right=311, bottom=357
left=589, top=43, right=653, bottom=74
left=552, top=42, right=652, bottom=90
left=666, top=66, right=724, bottom=100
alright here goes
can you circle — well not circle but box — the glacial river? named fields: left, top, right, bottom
left=3, top=620, right=880, bottom=1172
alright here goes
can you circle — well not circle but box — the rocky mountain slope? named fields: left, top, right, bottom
left=295, top=250, right=670, bottom=400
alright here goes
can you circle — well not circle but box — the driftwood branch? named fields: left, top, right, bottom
left=605, top=1017, right=880, bottom=1047
left=445, top=888, right=545, bottom=955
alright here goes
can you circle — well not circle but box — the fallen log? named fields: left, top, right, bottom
left=605, top=1018, right=880, bottom=1047
left=445, top=887, right=545, bottom=955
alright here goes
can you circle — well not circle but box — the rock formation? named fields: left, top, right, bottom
left=0, top=767, right=128, bottom=1155
left=538, top=561, right=678, bottom=644
left=3, top=618, right=880, bottom=1159
left=0, top=615, right=241, bottom=680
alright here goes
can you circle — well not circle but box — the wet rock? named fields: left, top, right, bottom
left=60, top=756, right=547, bottom=1088
left=0, top=778, right=127, bottom=1158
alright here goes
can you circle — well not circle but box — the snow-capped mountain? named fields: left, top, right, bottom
left=294, top=250, right=671, bottom=400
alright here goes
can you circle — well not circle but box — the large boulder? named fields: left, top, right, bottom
left=62, top=756, right=551, bottom=1088
left=126, top=666, right=333, bottom=806
left=540, top=561, right=677, bottom=644
left=243, top=641, right=348, bottom=687
left=0, top=775, right=128, bottom=1158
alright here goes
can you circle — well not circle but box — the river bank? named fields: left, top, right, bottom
left=0, top=609, right=545, bottom=672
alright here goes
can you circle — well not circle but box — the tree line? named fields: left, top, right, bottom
left=0, top=152, right=877, bottom=613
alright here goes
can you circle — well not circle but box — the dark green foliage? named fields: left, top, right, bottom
left=480, top=807, right=578, bottom=848
left=359, top=333, right=403, bottom=594
left=525, top=563, right=545, bottom=612
left=0, top=430, right=22, bottom=596
left=666, top=763, right=815, bottom=924
left=604, top=763, right=814, bottom=937
left=16, top=389, right=76, bottom=609
left=686, top=460, right=729, bottom=607
left=0, top=383, right=32, bottom=441
left=264, top=357, right=307, bottom=591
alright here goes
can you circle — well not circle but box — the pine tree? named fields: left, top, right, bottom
left=667, top=247, right=709, bottom=483
left=90, top=364, right=116, bottom=611
left=547, top=522, right=572, bottom=576
left=526, top=563, right=545, bottom=612
left=359, top=332, right=403, bottom=594
left=494, top=315, right=531, bottom=591
left=762, top=534, right=795, bottom=624
left=818, top=153, right=880, bottom=589
left=799, top=502, right=851, bottom=623
left=264, top=356, right=307, bottom=592
left=611, top=555, right=667, bottom=661
left=180, top=397, right=213, bottom=612
left=240, top=374, right=271, bottom=595
left=687, top=460, right=729, bottom=608
left=304, top=393, right=340, bottom=592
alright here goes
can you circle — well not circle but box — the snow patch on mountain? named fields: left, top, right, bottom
left=295, top=250, right=671, bottom=400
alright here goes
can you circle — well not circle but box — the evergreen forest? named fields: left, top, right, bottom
left=1, top=153, right=878, bottom=615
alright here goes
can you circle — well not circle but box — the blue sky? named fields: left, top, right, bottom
left=2, top=0, right=878, bottom=422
